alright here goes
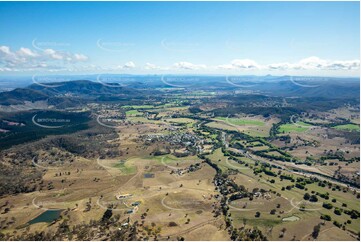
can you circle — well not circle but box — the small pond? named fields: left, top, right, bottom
left=28, top=210, right=63, bottom=225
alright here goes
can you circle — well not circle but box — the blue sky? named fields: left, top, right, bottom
left=0, top=1, right=359, bottom=76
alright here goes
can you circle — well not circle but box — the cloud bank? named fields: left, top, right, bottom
left=0, top=45, right=89, bottom=72
left=0, top=45, right=359, bottom=75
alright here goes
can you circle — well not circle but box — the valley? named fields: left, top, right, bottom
left=0, top=77, right=359, bottom=241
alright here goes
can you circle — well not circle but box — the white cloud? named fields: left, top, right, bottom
left=266, top=57, right=360, bottom=71
left=173, top=61, right=206, bottom=70
left=0, top=45, right=89, bottom=72
left=267, top=62, right=292, bottom=70
left=73, top=53, right=88, bottom=61
left=144, top=63, right=159, bottom=70
left=123, top=61, right=135, bottom=69
left=217, top=59, right=260, bottom=70
left=112, top=61, right=136, bottom=70
left=0, top=46, right=358, bottom=75
left=324, top=59, right=360, bottom=70
left=143, top=63, right=172, bottom=71
left=296, top=56, right=327, bottom=69
left=0, top=46, right=11, bottom=55
left=17, top=47, right=38, bottom=57
left=43, top=49, right=88, bottom=62
left=230, top=59, right=260, bottom=69
left=44, top=48, right=64, bottom=60
left=113, top=61, right=135, bottom=70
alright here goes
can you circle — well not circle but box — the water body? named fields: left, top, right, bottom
left=28, top=210, right=63, bottom=225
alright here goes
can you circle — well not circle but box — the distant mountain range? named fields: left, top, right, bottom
left=28, top=80, right=140, bottom=96
left=0, top=88, right=49, bottom=105
left=0, top=80, right=142, bottom=106
left=0, top=76, right=359, bottom=107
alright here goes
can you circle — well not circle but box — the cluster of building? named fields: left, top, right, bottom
left=143, top=132, right=202, bottom=146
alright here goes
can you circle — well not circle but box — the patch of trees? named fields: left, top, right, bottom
left=0, top=163, right=41, bottom=196
left=280, top=174, right=294, bottom=181
left=322, top=202, right=333, bottom=209
left=229, top=226, right=267, bottom=241
left=253, top=149, right=292, bottom=162
left=295, top=183, right=305, bottom=190
left=0, top=110, right=91, bottom=150
left=253, top=165, right=277, bottom=177
left=334, top=208, right=342, bottom=216
left=333, top=221, right=342, bottom=228
left=101, top=209, right=113, bottom=222
left=312, top=223, right=322, bottom=239
left=188, top=106, right=202, bottom=114
left=320, top=214, right=331, bottom=221
left=344, top=209, right=360, bottom=219
left=1, top=211, right=136, bottom=240
left=204, top=158, right=221, bottom=173
left=308, top=195, right=318, bottom=202
left=318, top=192, right=330, bottom=200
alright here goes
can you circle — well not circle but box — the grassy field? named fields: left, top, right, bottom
left=166, top=118, right=196, bottom=125
left=205, top=146, right=360, bottom=240
left=207, top=120, right=270, bottom=138
left=243, top=129, right=269, bottom=137
left=126, top=110, right=143, bottom=116
left=122, top=105, right=154, bottom=109
left=215, top=117, right=265, bottom=126
left=126, top=116, right=164, bottom=124
left=278, top=122, right=311, bottom=133
left=151, top=154, right=201, bottom=167
left=206, top=121, right=238, bottom=131
left=113, top=160, right=137, bottom=174
left=334, top=124, right=360, bottom=132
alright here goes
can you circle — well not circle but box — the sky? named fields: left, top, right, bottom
left=0, top=1, right=359, bottom=77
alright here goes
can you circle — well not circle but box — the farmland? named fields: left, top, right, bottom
left=0, top=79, right=359, bottom=241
